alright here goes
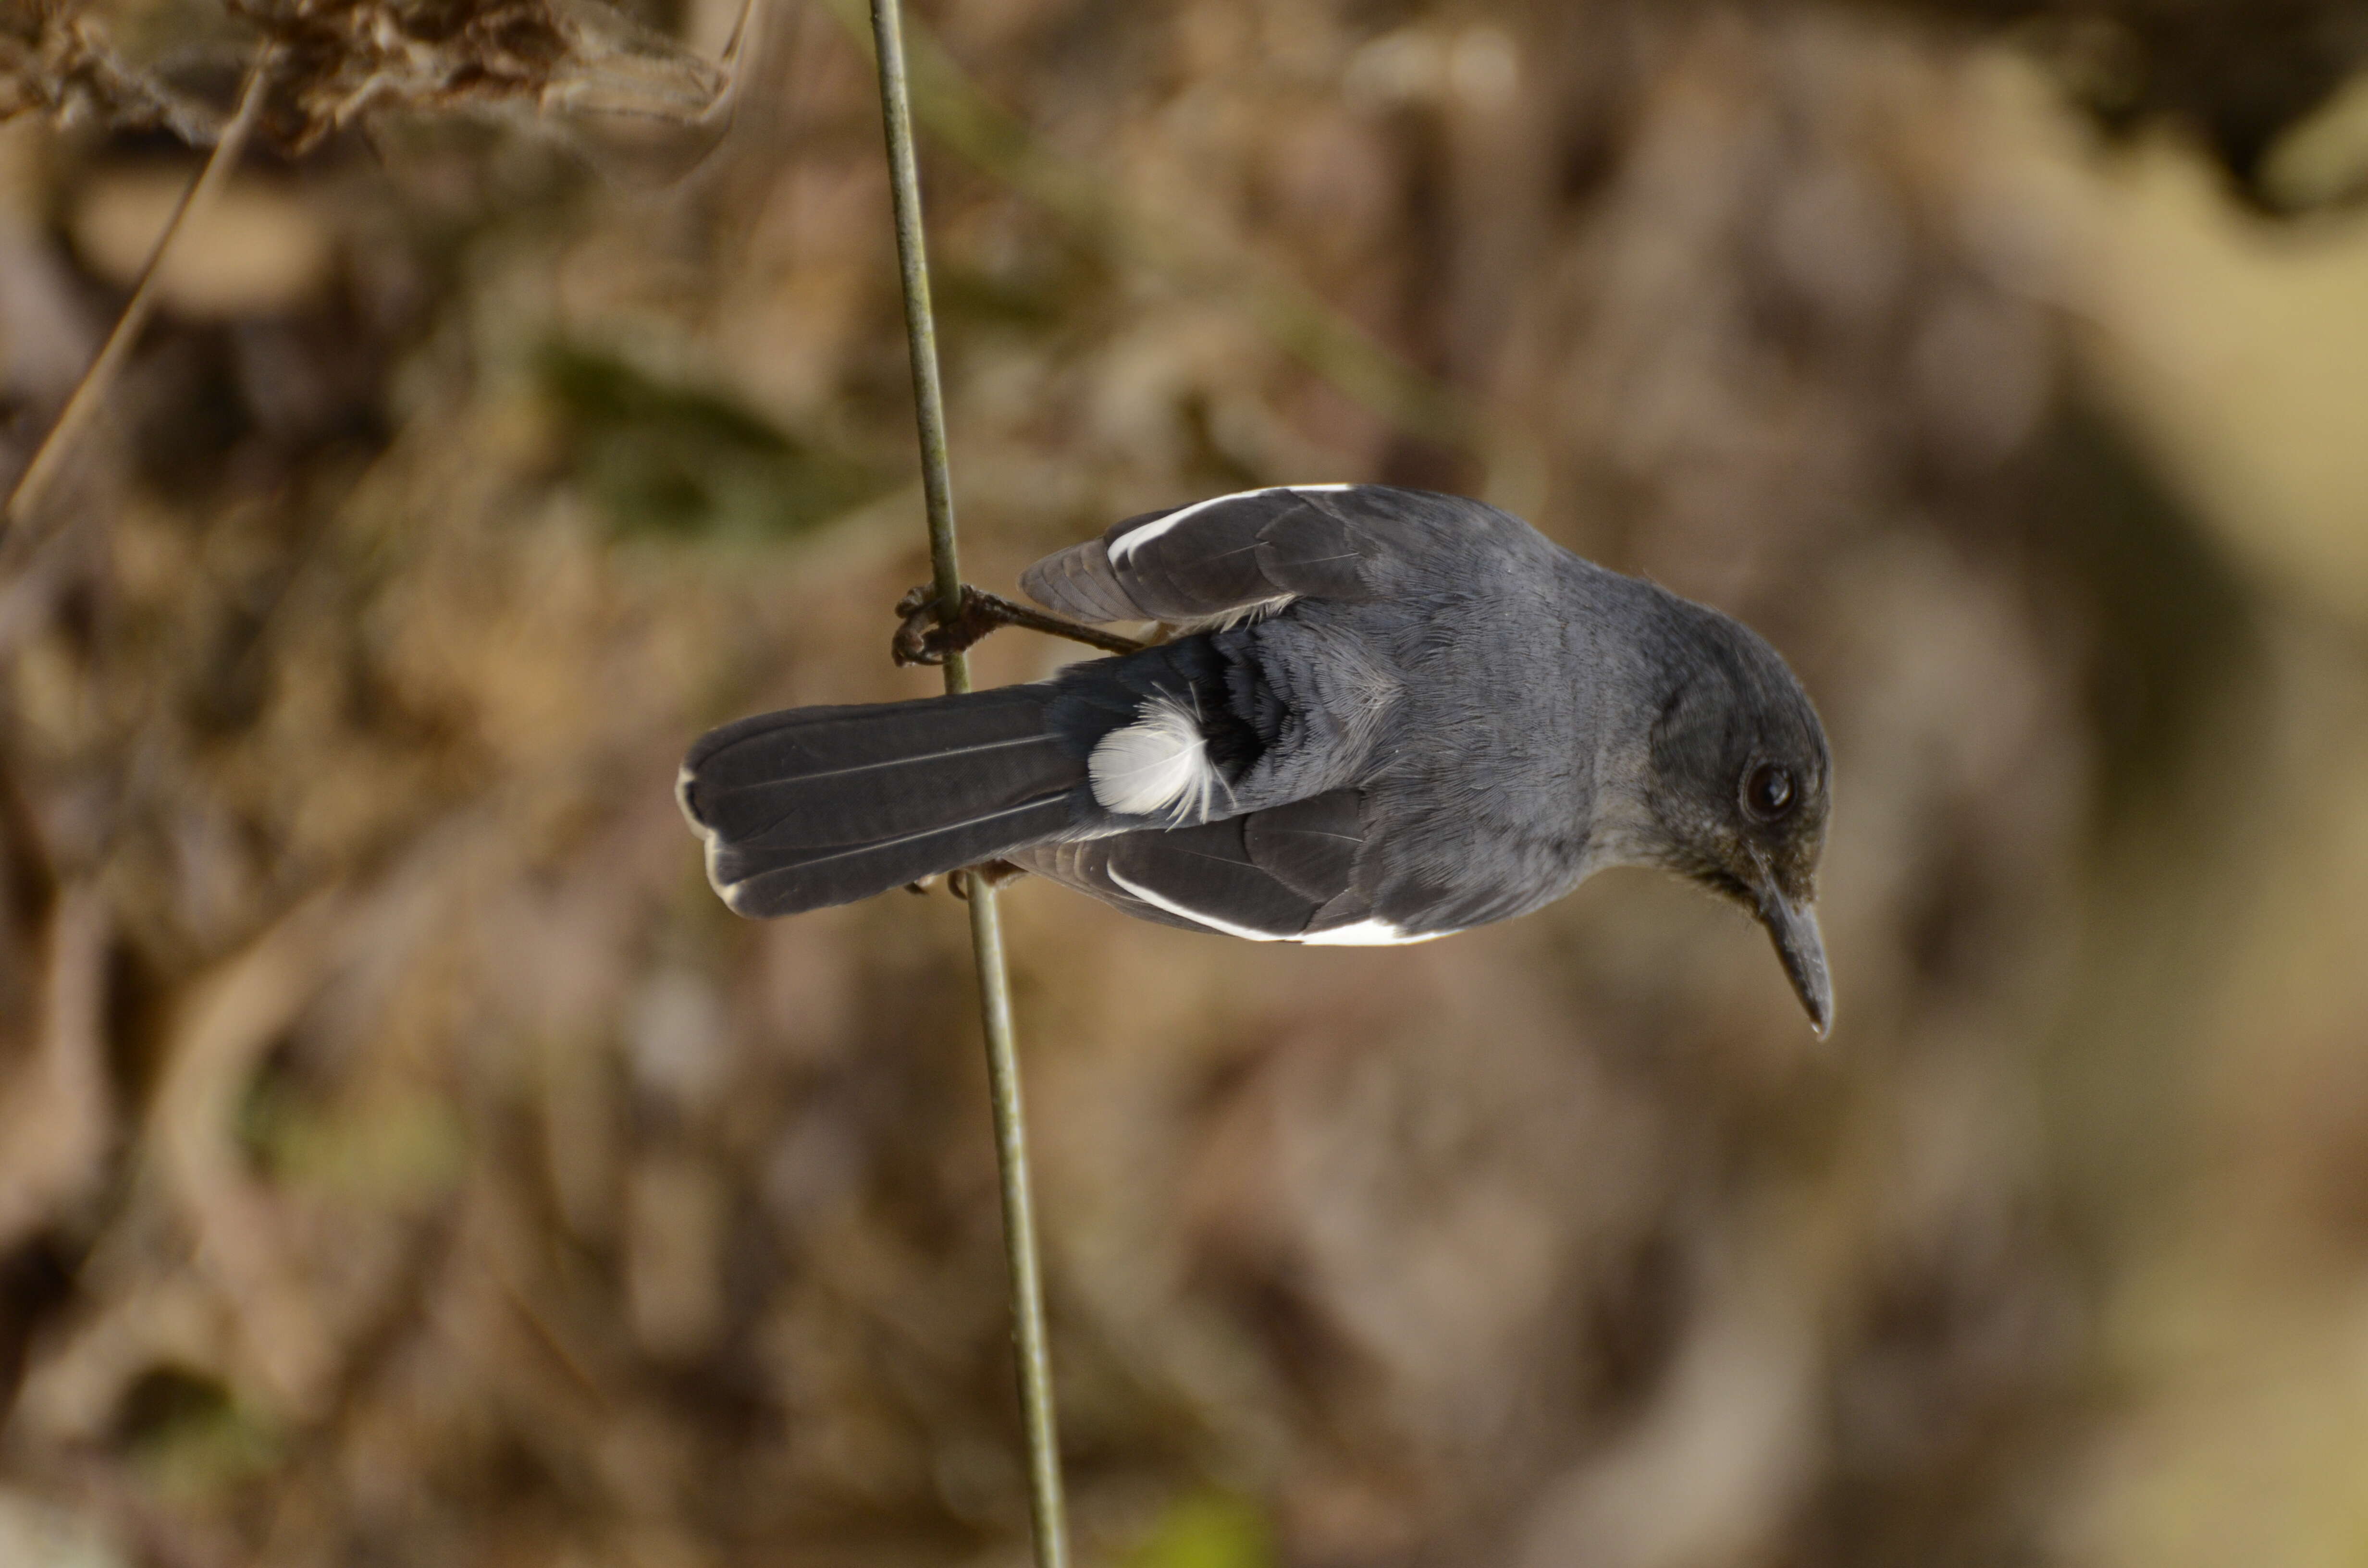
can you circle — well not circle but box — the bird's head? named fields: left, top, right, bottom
left=1640, top=604, right=1834, bottom=1034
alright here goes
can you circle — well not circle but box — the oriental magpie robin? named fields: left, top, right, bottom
left=678, top=485, right=1834, bottom=1031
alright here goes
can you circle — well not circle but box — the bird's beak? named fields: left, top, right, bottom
left=1755, top=879, right=1832, bottom=1036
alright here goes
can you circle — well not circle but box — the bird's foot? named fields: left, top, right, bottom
left=900, top=861, right=1028, bottom=899
left=892, top=583, right=1007, bottom=666
left=950, top=859, right=1028, bottom=898
left=892, top=583, right=1148, bottom=667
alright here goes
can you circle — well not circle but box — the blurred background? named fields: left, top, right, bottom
left=4, top=0, right=2368, bottom=1563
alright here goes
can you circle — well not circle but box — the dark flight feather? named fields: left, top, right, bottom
left=1241, top=789, right=1364, bottom=904
left=1009, top=790, right=1371, bottom=940
left=681, top=689, right=1084, bottom=916
left=1019, top=486, right=1410, bottom=625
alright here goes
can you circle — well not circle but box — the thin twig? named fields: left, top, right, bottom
left=0, top=49, right=277, bottom=544
left=867, top=6, right=1071, bottom=1568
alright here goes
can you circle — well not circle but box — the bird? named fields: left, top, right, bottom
left=677, top=484, right=1835, bottom=1032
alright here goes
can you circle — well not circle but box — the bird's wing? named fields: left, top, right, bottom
left=1011, top=790, right=1434, bottom=945
left=1018, top=484, right=1426, bottom=625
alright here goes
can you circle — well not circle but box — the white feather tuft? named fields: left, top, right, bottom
left=1089, top=698, right=1224, bottom=821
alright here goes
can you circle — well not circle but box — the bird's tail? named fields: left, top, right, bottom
left=678, top=686, right=1084, bottom=917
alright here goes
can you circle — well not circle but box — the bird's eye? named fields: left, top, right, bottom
left=1744, top=763, right=1794, bottom=821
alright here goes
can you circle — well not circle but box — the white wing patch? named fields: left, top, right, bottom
left=1089, top=698, right=1225, bottom=821
left=1106, top=484, right=1358, bottom=565
left=1108, top=869, right=1441, bottom=947
left=1298, top=918, right=1443, bottom=947
left=1109, top=869, right=1290, bottom=941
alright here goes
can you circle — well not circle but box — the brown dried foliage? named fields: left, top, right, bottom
left=0, top=4, right=202, bottom=137
left=0, top=0, right=729, bottom=157
left=0, top=1, right=2362, bottom=1566
left=234, top=0, right=577, bottom=151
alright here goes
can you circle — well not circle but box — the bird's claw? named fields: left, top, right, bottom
left=950, top=859, right=1027, bottom=898
left=892, top=583, right=1011, bottom=667
left=902, top=862, right=1026, bottom=900
left=893, top=582, right=1151, bottom=667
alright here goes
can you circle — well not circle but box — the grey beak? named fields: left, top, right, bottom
left=1756, top=885, right=1832, bottom=1036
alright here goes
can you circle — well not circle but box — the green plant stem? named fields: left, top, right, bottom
left=1, top=49, right=274, bottom=543
left=867, top=6, right=1070, bottom=1568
